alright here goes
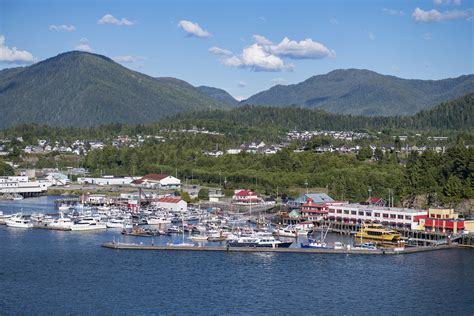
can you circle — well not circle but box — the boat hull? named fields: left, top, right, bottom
left=227, top=241, right=293, bottom=248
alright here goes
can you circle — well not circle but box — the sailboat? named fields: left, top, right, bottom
left=167, top=218, right=195, bottom=247
left=301, top=224, right=331, bottom=249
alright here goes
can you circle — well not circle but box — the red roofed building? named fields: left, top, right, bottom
left=232, top=189, right=264, bottom=205
left=153, top=196, right=187, bottom=212
left=131, top=173, right=181, bottom=189
left=300, top=198, right=329, bottom=221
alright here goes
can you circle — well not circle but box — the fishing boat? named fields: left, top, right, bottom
left=106, top=218, right=125, bottom=228
left=227, top=236, right=293, bottom=248
left=273, top=225, right=309, bottom=238
left=122, top=226, right=161, bottom=237
left=355, top=223, right=401, bottom=242
left=146, top=217, right=172, bottom=225
left=352, top=242, right=377, bottom=250
left=48, top=213, right=73, bottom=230
left=5, top=214, right=33, bottom=228
left=301, top=238, right=330, bottom=249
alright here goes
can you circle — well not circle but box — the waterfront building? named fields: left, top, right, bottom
left=327, top=204, right=428, bottom=229
left=78, top=176, right=136, bottom=186
left=153, top=197, right=187, bottom=213
left=131, top=174, right=181, bottom=189
left=232, top=189, right=264, bottom=205
left=0, top=176, right=49, bottom=197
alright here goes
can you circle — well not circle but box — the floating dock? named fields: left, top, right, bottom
left=102, top=242, right=460, bottom=255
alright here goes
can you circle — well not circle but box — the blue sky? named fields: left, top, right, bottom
left=0, top=0, right=472, bottom=99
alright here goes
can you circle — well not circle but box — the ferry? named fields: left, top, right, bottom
left=355, top=223, right=401, bottom=242
left=227, top=236, right=293, bottom=248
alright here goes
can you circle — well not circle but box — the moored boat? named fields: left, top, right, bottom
left=355, top=223, right=401, bottom=242
left=5, top=214, right=33, bottom=228
left=227, top=236, right=293, bottom=248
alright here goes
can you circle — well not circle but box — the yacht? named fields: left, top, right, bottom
left=227, top=236, right=293, bottom=248
left=273, top=225, right=309, bottom=238
left=106, top=218, right=125, bottom=228
left=48, top=213, right=73, bottom=230
left=5, top=214, right=33, bottom=228
left=70, top=218, right=107, bottom=231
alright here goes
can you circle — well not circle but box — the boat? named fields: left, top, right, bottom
left=273, top=225, right=309, bottom=238
left=301, top=238, right=330, bottom=249
left=121, top=226, right=161, bottom=237
left=190, top=234, right=209, bottom=242
left=70, top=218, right=107, bottom=231
left=355, top=223, right=401, bottom=242
left=106, top=218, right=125, bottom=228
left=48, top=213, right=73, bottom=230
left=352, top=242, right=377, bottom=250
left=5, top=214, right=33, bottom=228
left=227, top=236, right=293, bottom=248
left=57, top=204, right=71, bottom=211
left=146, top=217, right=172, bottom=225
left=12, top=193, right=24, bottom=201
left=333, top=242, right=345, bottom=250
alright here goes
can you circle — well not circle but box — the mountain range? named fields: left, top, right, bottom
left=0, top=51, right=227, bottom=128
left=0, top=51, right=472, bottom=128
left=242, top=69, right=474, bottom=116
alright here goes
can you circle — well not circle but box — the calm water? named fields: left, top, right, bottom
left=0, top=197, right=473, bottom=315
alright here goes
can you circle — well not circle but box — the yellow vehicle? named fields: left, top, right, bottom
left=355, top=223, right=401, bottom=242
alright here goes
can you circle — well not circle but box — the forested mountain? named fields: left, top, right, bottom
left=197, top=86, right=238, bottom=106
left=170, top=93, right=474, bottom=132
left=0, top=51, right=228, bottom=128
left=242, top=69, right=474, bottom=116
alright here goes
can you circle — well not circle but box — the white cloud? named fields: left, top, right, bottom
left=382, top=8, right=405, bottom=16
left=237, top=80, right=247, bottom=88
left=49, top=24, right=76, bottom=32
left=98, top=14, right=133, bottom=26
left=423, top=32, right=433, bottom=40
left=434, top=0, right=462, bottom=5
left=112, top=55, right=145, bottom=63
left=0, top=35, right=34, bottom=63
left=211, top=35, right=334, bottom=72
left=208, top=46, right=232, bottom=56
left=329, top=18, right=339, bottom=25
left=368, top=32, right=375, bottom=40
left=234, top=95, right=247, bottom=101
left=253, top=34, right=273, bottom=46
left=259, top=16, right=267, bottom=22
left=269, top=37, right=336, bottom=59
left=178, top=20, right=210, bottom=38
left=75, top=38, right=93, bottom=52
left=412, top=7, right=472, bottom=22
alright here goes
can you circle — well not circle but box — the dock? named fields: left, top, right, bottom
left=101, top=242, right=460, bottom=255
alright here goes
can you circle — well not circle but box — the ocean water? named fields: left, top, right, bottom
left=0, top=197, right=473, bottom=315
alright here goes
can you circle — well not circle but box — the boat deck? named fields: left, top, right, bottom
left=102, top=242, right=460, bottom=255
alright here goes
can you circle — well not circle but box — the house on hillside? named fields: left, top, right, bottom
left=153, top=197, right=187, bottom=212
left=132, top=174, right=181, bottom=189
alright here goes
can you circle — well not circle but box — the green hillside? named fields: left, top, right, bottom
left=197, top=86, right=239, bottom=106
left=242, top=69, right=474, bottom=116
left=0, top=51, right=227, bottom=128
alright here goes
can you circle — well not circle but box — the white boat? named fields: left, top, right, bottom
left=273, top=225, right=308, bottom=238
left=48, top=213, right=73, bottom=230
left=333, top=242, right=345, bottom=250
left=70, top=218, right=107, bottom=231
left=146, top=217, right=172, bottom=225
left=227, top=236, right=293, bottom=248
left=58, top=204, right=71, bottom=211
left=6, top=214, right=33, bottom=228
left=12, top=193, right=24, bottom=201
left=190, top=235, right=208, bottom=242
left=106, top=218, right=125, bottom=228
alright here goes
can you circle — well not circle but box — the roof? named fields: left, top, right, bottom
left=141, top=174, right=168, bottom=181
left=236, top=190, right=257, bottom=197
left=368, top=197, right=384, bottom=204
left=131, top=179, right=144, bottom=185
left=295, top=193, right=334, bottom=204
left=158, top=197, right=182, bottom=204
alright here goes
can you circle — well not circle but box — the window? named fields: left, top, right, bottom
left=337, top=210, right=342, bottom=214
left=374, top=213, right=380, bottom=217
left=344, top=210, right=349, bottom=214
left=358, top=211, right=364, bottom=216
left=366, top=212, right=372, bottom=216
left=406, top=216, right=412, bottom=220
left=390, top=214, right=396, bottom=219
left=382, top=213, right=389, bottom=218
left=398, top=215, right=404, bottom=219
left=351, top=211, right=357, bottom=215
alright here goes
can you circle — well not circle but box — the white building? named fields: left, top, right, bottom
left=0, top=176, right=49, bottom=196
left=153, top=197, right=187, bottom=212
left=77, top=176, right=136, bottom=186
left=327, top=204, right=428, bottom=230
left=46, top=172, right=71, bottom=186
left=131, top=174, right=181, bottom=189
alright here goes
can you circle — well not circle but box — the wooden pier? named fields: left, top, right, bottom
left=102, top=242, right=461, bottom=255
